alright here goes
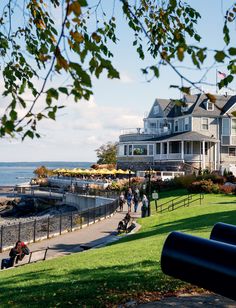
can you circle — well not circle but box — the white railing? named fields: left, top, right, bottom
left=154, top=153, right=202, bottom=161
left=120, top=128, right=145, bottom=135
left=120, top=127, right=172, bottom=136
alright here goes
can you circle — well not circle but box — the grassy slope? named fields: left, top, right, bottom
left=1, top=190, right=236, bottom=307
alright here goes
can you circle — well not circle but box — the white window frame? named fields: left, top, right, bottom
left=222, top=118, right=230, bottom=136
left=232, top=119, right=236, bottom=135
left=207, top=101, right=214, bottom=111
left=184, top=117, right=189, bottom=131
left=156, top=143, right=161, bottom=154
left=201, top=117, right=209, bottom=130
left=229, top=147, right=236, bottom=156
left=153, top=105, right=159, bottom=115
left=174, top=120, right=178, bottom=132
left=148, top=144, right=154, bottom=156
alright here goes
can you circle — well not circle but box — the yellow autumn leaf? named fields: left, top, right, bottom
left=70, top=31, right=84, bottom=43
left=68, top=1, right=81, bottom=16
left=206, top=93, right=216, bottom=103
left=57, top=55, right=69, bottom=71
left=38, top=54, right=51, bottom=62
left=92, top=32, right=101, bottom=43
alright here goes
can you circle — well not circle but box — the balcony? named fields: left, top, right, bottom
left=154, top=153, right=203, bottom=162
left=119, top=127, right=172, bottom=142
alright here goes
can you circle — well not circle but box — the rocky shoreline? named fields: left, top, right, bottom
left=0, top=187, right=77, bottom=226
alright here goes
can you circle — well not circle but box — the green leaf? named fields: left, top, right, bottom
left=23, top=130, right=34, bottom=140
left=78, top=0, right=87, bottom=6
left=47, top=88, right=59, bottom=100
left=214, top=50, right=226, bottom=62
left=180, top=87, right=191, bottom=95
left=10, top=110, right=17, bottom=121
left=59, top=87, right=69, bottom=95
left=229, top=47, right=236, bottom=56
left=48, top=111, right=56, bottom=120
left=223, top=24, right=230, bottom=45
left=150, top=66, right=159, bottom=78
left=5, top=121, right=14, bottom=133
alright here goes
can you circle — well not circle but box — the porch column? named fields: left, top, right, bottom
left=202, top=140, right=206, bottom=169
left=209, top=142, right=211, bottom=171
left=214, top=143, right=217, bottom=170
left=181, top=140, right=184, bottom=160
left=167, top=142, right=169, bottom=159
left=160, top=142, right=163, bottom=159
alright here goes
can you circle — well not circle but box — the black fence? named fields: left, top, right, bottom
left=0, top=199, right=118, bottom=252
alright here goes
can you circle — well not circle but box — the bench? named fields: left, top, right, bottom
left=1, top=247, right=50, bottom=270
left=161, top=222, right=236, bottom=301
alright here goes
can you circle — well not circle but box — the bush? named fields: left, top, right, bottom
left=219, top=185, right=236, bottom=194
left=187, top=180, right=219, bottom=194
left=173, top=175, right=196, bottom=188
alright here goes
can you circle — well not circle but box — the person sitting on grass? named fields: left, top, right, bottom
left=13, top=241, right=30, bottom=264
left=1, top=241, right=30, bottom=270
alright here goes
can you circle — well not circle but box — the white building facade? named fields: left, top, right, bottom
left=117, top=94, right=236, bottom=174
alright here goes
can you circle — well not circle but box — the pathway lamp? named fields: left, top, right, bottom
left=128, top=169, right=131, bottom=187
left=148, top=167, right=151, bottom=217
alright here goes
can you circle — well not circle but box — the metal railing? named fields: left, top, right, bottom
left=0, top=199, right=119, bottom=252
left=156, top=194, right=204, bottom=213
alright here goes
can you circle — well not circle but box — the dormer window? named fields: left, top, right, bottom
left=153, top=105, right=159, bottom=114
left=206, top=101, right=214, bottom=111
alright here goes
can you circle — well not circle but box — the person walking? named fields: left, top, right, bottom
left=141, top=194, right=148, bottom=218
left=133, top=187, right=140, bottom=213
left=126, top=187, right=133, bottom=212
left=119, top=192, right=125, bottom=211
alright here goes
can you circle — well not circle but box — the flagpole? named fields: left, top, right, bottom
left=216, top=69, right=218, bottom=94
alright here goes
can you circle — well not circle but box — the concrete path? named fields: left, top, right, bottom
left=0, top=201, right=141, bottom=264
left=137, top=294, right=236, bottom=307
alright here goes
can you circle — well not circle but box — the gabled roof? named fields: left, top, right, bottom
left=147, top=94, right=236, bottom=119
left=167, top=94, right=236, bottom=118
left=190, top=94, right=233, bottom=117
left=148, top=98, right=171, bottom=118
left=221, top=96, right=236, bottom=115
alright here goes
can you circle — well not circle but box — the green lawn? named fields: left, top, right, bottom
left=1, top=191, right=236, bottom=307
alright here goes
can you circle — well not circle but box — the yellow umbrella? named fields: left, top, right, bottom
left=116, top=169, right=127, bottom=174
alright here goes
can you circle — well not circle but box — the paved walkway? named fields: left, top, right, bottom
left=0, top=202, right=141, bottom=264
left=137, top=294, right=236, bottom=307
left=1, top=201, right=234, bottom=307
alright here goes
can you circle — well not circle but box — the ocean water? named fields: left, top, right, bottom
left=0, top=162, right=93, bottom=186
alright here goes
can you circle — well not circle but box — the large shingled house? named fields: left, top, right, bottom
left=117, top=94, right=236, bottom=174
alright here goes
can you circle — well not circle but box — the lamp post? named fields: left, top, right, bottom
left=128, top=169, right=131, bottom=187
left=147, top=167, right=151, bottom=217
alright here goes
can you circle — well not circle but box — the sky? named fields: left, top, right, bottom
left=0, top=0, right=236, bottom=162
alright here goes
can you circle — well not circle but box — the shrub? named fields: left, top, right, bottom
left=187, top=180, right=219, bottom=194
left=219, top=185, right=236, bottom=194
left=172, top=175, right=196, bottom=188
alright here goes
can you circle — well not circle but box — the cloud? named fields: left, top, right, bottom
left=119, top=72, right=135, bottom=84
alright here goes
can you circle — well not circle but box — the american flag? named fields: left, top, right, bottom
left=218, top=71, right=226, bottom=79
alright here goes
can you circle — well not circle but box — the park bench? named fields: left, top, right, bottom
left=161, top=222, right=236, bottom=301
left=1, top=247, right=50, bottom=270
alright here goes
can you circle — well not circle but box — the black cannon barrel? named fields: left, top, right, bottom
left=161, top=231, right=236, bottom=300
left=210, top=222, right=236, bottom=246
